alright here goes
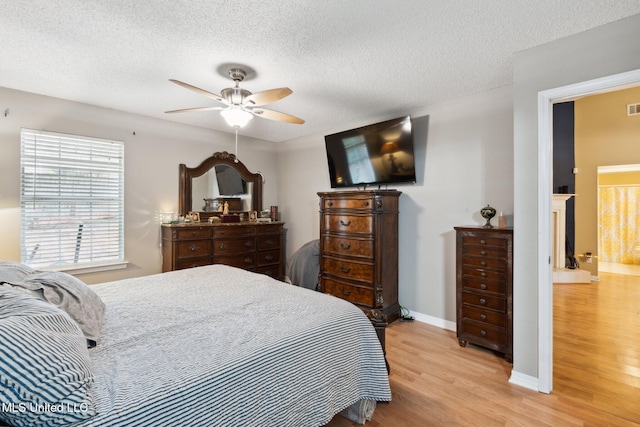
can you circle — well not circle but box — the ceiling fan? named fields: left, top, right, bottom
left=165, top=68, right=304, bottom=128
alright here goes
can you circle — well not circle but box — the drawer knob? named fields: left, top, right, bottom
left=328, top=201, right=333, bottom=207
left=340, top=287, right=352, bottom=296
left=245, top=241, right=253, bottom=247
left=480, top=261, right=486, bottom=266
left=480, top=298, right=487, bottom=305
left=244, top=257, right=252, bottom=264
left=340, top=242, right=351, bottom=250
left=480, top=250, right=487, bottom=255
left=480, top=284, right=487, bottom=290
left=189, top=245, right=199, bottom=252
left=265, top=239, right=273, bottom=245
left=265, top=255, right=274, bottom=261
left=340, top=219, right=352, bottom=227
left=191, top=231, right=197, bottom=236
left=363, top=201, right=369, bottom=207
left=339, top=266, right=351, bottom=274
left=219, top=243, right=228, bottom=249
left=480, top=272, right=486, bottom=277
left=480, top=240, right=486, bottom=244
left=480, top=314, right=487, bottom=321
left=480, top=330, right=487, bottom=337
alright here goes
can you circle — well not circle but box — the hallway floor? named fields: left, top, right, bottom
left=554, top=272, right=640, bottom=423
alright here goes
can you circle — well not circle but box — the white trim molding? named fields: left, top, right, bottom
left=537, top=68, right=640, bottom=394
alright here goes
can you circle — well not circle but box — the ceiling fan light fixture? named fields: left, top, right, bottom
left=220, top=107, right=253, bottom=128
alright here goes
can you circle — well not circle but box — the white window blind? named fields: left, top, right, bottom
left=20, top=129, right=124, bottom=269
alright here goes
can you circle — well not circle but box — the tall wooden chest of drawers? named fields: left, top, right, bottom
left=455, top=226, right=513, bottom=362
left=318, top=190, right=401, bottom=323
left=162, top=222, right=284, bottom=280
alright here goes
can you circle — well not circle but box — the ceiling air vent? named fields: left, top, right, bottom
left=628, top=103, right=640, bottom=116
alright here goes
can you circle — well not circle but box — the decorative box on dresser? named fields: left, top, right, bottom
left=318, top=190, right=401, bottom=330
left=162, top=222, right=285, bottom=280
left=454, top=226, right=513, bottom=362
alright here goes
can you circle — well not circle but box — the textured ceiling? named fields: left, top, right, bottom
left=1, top=1, right=639, bottom=142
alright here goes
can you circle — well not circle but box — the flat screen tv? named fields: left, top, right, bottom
left=324, top=115, right=416, bottom=188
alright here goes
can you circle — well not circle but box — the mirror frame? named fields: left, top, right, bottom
left=179, top=151, right=263, bottom=216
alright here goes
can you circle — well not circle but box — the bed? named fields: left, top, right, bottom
left=0, top=263, right=391, bottom=427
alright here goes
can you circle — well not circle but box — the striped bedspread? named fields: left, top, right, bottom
left=70, top=265, right=390, bottom=426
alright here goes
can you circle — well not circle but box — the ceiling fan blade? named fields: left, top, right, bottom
left=251, top=108, right=305, bottom=124
left=169, top=79, right=227, bottom=104
left=165, top=106, right=223, bottom=114
left=244, top=87, right=292, bottom=106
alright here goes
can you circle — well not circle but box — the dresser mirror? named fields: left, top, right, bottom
left=179, top=151, right=263, bottom=217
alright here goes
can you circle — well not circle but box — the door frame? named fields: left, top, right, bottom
left=537, top=68, right=640, bottom=393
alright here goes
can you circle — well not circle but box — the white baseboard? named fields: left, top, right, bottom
left=410, top=310, right=456, bottom=332
left=508, top=370, right=540, bottom=392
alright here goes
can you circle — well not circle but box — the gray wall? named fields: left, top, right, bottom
left=513, top=13, right=640, bottom=379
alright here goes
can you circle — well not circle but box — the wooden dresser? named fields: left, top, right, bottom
left=454, top=226, right=513, bottom=362
left=318, top=190, right=401, bottom=323
left=162, top=222, right=285, bottom=280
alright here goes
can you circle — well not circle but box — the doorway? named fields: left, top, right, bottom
left=537, top=68, right=640, bottom=394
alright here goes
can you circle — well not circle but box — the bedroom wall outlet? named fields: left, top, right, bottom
left=585, top=252, right=593, bottom=263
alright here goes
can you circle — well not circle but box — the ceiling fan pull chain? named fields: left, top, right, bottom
left=234, top=128, right=239, bottom=163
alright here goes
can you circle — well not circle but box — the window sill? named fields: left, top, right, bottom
left=42, top=260, right=129, bottom=275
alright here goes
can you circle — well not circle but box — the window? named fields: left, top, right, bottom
left=20, top=129, right=125, bottom=271
left=342, top=135, right=375, bottom=184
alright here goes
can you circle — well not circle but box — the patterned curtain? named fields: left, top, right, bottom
left=599, top=185, right=640, bottom=265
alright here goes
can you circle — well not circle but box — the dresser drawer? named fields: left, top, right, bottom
left=176, top=240, right=211, bottom=259
left=323, top=196, right=374, bottom=211
left=461, top=305, right=506, bottom=328
left=461, top=291, right=505, bottom=312
left=322, top=236, right=373, bottom=258
left=462, top=255, right=506, bottom=270
left=257, top=234, right=281, bottom=250
left=175, top=227, right=210, bottom=240
left=459, top=319, right=506, bottom=347
left=323, top=278, right=374, bottom=307
left=213, top=226, right=256, bottom=238
left=257, top=224, right=282, bottom=235
left=175, top=257, right=211, bottom=270
left=461, top=276, right=506, bottom=294
left=462, top=266, right=506, bottom=282
left=323, top=214, right=373, bottom=234
left=212, top=238, right=255, bottom=254
left=461, top=235, right=507, bottom=249
left=462, top=245, right=506, bottom=259
left=322, top=257, right=374, bottom=282
left=257, top=249, right=280, bottom=266
left=213, top=254, right=255, bottom=269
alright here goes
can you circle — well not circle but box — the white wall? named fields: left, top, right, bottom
left=276, top=85, right=514, bottom=325
left=513, top=13, right=640, bottom=381
left=0, top=86, right=280, bottom=284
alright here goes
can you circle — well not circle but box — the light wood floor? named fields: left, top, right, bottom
left=553, top=272, right=640, bottom=423
left=326, top=315, right=639, bottom=426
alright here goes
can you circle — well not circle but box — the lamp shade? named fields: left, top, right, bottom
left=380, top=141, right=399, bottom=155
left=221, top=107, right=253, bottom=128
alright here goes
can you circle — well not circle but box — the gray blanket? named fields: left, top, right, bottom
left=287, top=239, right=320, bottom=290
